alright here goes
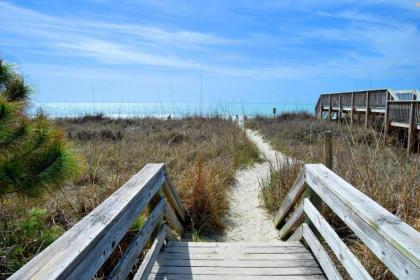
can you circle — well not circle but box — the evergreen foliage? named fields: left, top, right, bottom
left=0, top=59, right=79, bottom=196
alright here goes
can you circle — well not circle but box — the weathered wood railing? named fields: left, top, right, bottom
left=10, top=163, right=187, bottom=280
left=274, top=164, right=420, bottom=280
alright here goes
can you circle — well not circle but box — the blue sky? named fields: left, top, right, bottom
left=0, top=0, right=419, bottom=104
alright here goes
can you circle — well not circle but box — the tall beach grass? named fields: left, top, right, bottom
left=0, top=116, right=259, bottom=278
left=248, top=112, right=419, bottom=279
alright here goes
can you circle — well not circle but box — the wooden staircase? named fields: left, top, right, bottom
left=10, top=163, right=420, bottom=279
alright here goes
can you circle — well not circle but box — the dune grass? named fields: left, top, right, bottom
left=247, top=112, right=420, bottom=279
left=0, top=115, right=259, bottom=278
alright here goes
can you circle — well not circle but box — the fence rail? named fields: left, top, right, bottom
left=274, top=164, right=420, bottom=280
left=10, top=163, right=187, bottom=280
left=315, top=90, right=420, bottom=153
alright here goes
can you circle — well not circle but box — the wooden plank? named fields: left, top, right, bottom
left=302, top=224, right=342, bottom=280
left=303, top=199, right=372, bottom=280
left=10, top=163, right=165, bottom=280
left=162, top=246, right=308, bottom=254
left=279, top=199, right=304, bottom=239
left=304, top=164, right=420, bottom=279
left=390, top=121, right=410, bottom=128
left=158, top=252, right=315, bottom=260
left=165, top=201, right=183, bottom=235
left=150, top=266, right=323, bottom=276
left=148, top=274, right=326, bottom=280
left=155, top=258, right=319, bottom=268
left=288, top=225, right=303, bottom=242
left=133, top=225, right=168, bottom=280
left=109, top=199, right=165, bottom=280
left=147, top=191, right=164, bottom=247
left=164, top=224, right=176, bottom=241
left=273, top=169, right=305, bottom=228
left=165, top=241, right=303, bottom=247
left=163, top=172, right=186, bottom=223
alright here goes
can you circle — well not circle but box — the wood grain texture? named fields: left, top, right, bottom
left=279, top=198, right=304, bottom=239
left=148, top=275, right=326, bottom=280
left=302, top=224, right=342, bottom=280
left=133, top=225, right=168, bottom=280
left=273, top=170, right=305, bottom=229
left=303, top=198, right=372, bottom=280
left=10, top=163, right=165, bottom=280
left=109, top=199, right=165, bottom=280
left=305, top=164, right=420, bottom=279
left=165, top=202, right=183, bottom=235
left=163, top=172, right=186, bottom=222
left=288, top=225, right=303, bottom=242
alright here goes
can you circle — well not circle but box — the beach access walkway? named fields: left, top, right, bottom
left=10, top=127, right=420, bottom=279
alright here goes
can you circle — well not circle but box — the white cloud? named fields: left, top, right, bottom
left=0, top=0, right=419, bottom=84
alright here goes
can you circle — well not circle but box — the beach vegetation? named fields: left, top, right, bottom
left=247, top=112, right=419, bottom=279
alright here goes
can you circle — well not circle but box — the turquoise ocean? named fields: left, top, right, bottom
left=31, top=102, right=314, bottom=118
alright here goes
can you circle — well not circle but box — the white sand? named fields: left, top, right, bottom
left=218, top=128, right=287, bottom=241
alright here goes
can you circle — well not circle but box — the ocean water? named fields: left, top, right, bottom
left=31, top=102, right=314, bottom=118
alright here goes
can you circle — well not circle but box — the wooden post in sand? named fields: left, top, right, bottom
left=324, top=131, right=333, bottom=169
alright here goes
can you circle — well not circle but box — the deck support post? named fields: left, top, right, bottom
left=338, top=94, right=342, bottom=123
left=407, top=102, right=415, bottom=154
left=365, top=91, right=370, bottom=129
left=384, top=91, right=390, bottom=145
left=319, top=95, right=323, bottom=119
left=328, top=95, right=332, bottom=120
left=350, top=92, right=355, bottom=126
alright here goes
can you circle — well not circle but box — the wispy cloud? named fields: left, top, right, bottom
left=0, top=0, right=419, bottom=102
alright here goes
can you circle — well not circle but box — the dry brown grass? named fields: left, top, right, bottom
left=248, top=112, right=420, bottom=279
left=0, top=116, right=259, bottom=278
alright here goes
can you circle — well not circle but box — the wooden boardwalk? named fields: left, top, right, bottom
left=10, top=163, right=420, bottom=280
left=149, top=241, right=324, bottom=279
left=315, top=88, right=420, bottom=152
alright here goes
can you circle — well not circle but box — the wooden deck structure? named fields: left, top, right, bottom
left=10, top=163, right=420, bottom=279
left=315, top=89, right=420, bottom=152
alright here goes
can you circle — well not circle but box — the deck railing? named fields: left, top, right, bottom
left=315, top=90, right=390, bottom=116
left=10, top=163, right=187, bottom=280
left=274, top=164, right=420, bottom=280
left=388, top=101, right=420, bottom=126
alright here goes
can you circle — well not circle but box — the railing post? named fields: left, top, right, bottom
left=324, top=131, right=333, bottom=170
left=328, top=94, right=332, bottom=120
left=350, top=92, right=355, bottom=126
left=338, top=94, right=342, bottom=123
left=384, top=92, right=390, bottom=145
left=365, top=91, right=370, bottom=129
left=407, top=101, right=415, bottom=154
left=319, top=95, right=323, bottom=119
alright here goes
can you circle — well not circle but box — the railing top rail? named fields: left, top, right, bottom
left=275, top=164, right=420, bottom=279
left=10, top=163, right=167, bottom=280
left=305, top=164, right=420, bottom=266
left=320, top=88, right=389, bottom=96
left=388, top=100, right=420, bottom=104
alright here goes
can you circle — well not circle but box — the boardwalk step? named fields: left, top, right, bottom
left=147, top=241, right=326, bottom=279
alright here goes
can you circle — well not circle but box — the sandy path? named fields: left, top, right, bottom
left=217, top=128, right=286, bottom=241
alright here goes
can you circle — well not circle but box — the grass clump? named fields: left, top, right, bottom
left=0, top=116, right=259, bottom=278
left=248, top=112, right=419, bottom=279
